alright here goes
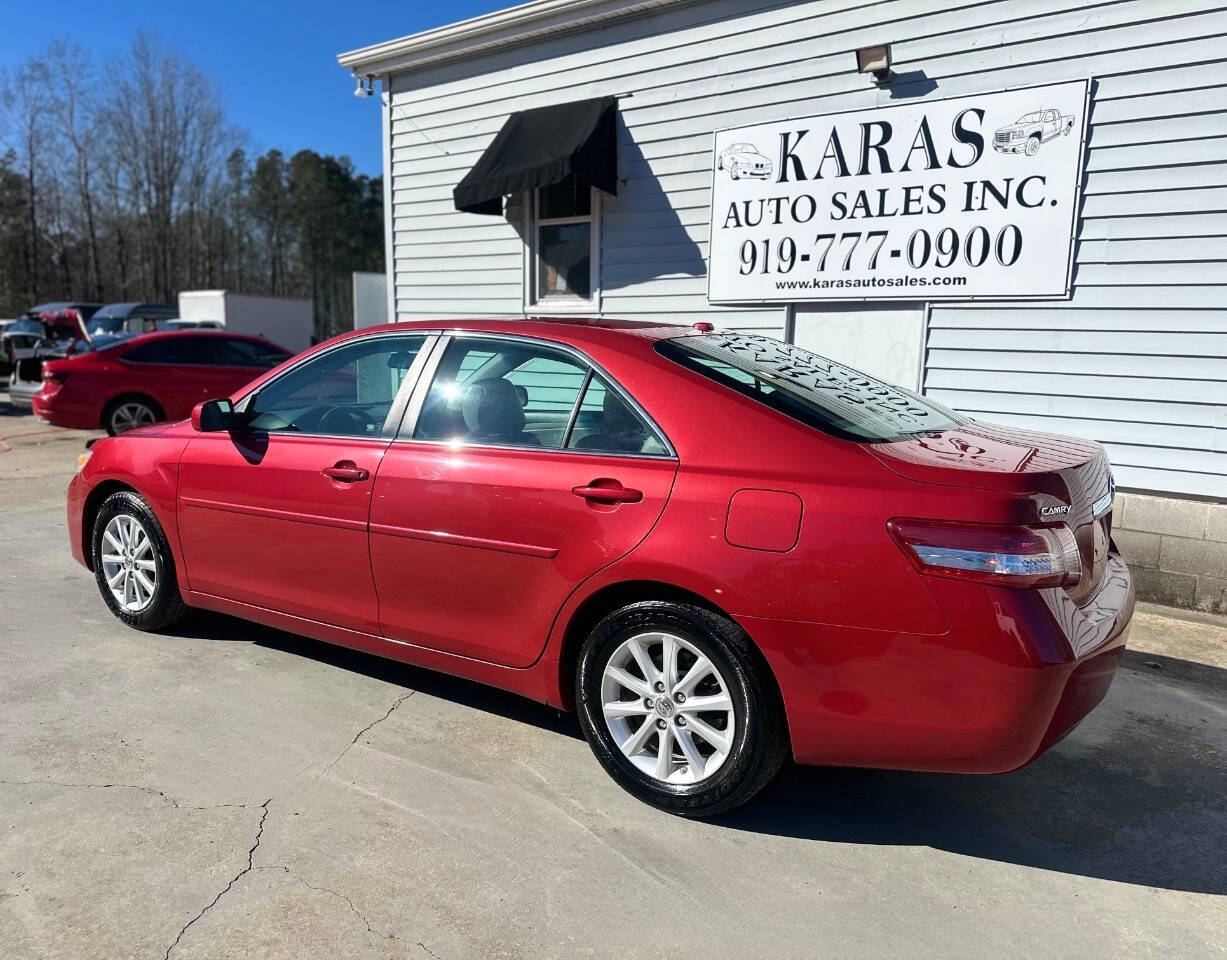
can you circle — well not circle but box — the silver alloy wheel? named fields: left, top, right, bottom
left=100, top=514, right=157, bottom=613
left=600, top=631, right=737, bottom=785
left=110, top=401, right=155, bottom=433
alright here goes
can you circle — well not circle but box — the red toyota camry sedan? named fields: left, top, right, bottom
left=33, top=330, right=292, bottom=435
left=66, top=318, right=1133, bottom=816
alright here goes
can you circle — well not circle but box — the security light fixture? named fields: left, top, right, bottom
left=855, top=43, right=894, bottom=87
left=353, top=75, right=375, bottom=98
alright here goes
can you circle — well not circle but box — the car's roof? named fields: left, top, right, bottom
left=27, top=301, right=101, bottom=312
left=348, top=316, right=696, bottom=349
left=93, top=302, right=174, bottom=317
left=108, top=329, right=281, bottom=348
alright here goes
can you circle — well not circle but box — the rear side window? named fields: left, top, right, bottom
left=657, top=333, right=966, bottom=442
left=122, top=337, right=214, bottom=365
left=414, top=337, right=589, bottom=449
left=567, top=376, right=667, bottom=455
left=213, top=337, right=292, bottom=368
left=413, top=336, right=670, bottom=455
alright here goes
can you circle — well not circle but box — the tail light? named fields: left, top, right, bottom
left=887, top=518, right=1081, bottom=589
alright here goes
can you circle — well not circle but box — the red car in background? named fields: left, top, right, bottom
left=33, top=330, right=292, bottom=434
left=65, top=318, right=1133, bottom=816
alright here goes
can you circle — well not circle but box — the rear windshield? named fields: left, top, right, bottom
left=657, top=333, right=967, bottom=443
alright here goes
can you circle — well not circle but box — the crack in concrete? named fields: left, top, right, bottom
left=260, top=865, right=399, bottom=944
left=163, top=798, right=272, bottom=960
left=321, top=692, right=414, bottom=779
left=418, top=942, right=444, bottom=960
left=0, top=777, right=257, bottom=811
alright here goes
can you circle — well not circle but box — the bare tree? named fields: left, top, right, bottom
left=0, top=34, right=383, bottom=327
left=104, top=34, right=227, bottom=302
left=2, top=60, right=51, bottom=302
left=46, top=40, right=104, bottom=300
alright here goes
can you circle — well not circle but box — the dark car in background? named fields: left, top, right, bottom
left=33, top=329, right=292, bottom=434
left=4, top=303, right=101, bottom=409
left=86, top=303, right=178, bottom=338
left=0, top=319, right=20, bottom=379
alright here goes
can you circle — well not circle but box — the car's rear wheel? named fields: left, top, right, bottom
left=576, top=601, right=787, bottom=817
left=104, top=396, right=159, bottom=435
left=91, top=491, right=189, bottom=631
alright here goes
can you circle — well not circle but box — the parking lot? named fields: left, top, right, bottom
left=1, top=401, right=1224, bottom=960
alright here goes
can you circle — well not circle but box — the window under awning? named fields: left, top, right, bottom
left=453, top=96, right=619, bottom=216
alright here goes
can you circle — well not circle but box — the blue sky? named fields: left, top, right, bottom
left=2, top=0, right=510, bottom=175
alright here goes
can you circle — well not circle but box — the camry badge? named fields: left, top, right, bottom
left=1040, top=504, right=1071, bottom=517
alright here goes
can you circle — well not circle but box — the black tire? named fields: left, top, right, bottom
left=102, top=395, right=161, bottom=436
left=576, top=601, right=788, bottom=817
left=91, top=491, right=190, bottom=632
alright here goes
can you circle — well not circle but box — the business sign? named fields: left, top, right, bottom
left=707, top=79, right=1090, bottom=303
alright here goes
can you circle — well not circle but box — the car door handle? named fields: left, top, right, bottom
left=322, top=461, right=369, bottom=483
left=571, top=482, right=643, bottom=504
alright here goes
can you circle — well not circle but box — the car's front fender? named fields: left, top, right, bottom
left=73, top=432, right=193, bottom=581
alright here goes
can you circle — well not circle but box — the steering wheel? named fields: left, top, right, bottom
left=318, top=405, right=379, bottom=435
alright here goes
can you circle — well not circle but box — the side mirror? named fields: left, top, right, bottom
left=192, top=398, right=234, bottom=432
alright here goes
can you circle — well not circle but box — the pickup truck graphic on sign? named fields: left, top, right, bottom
left=717, top=143, right=774, bottom=180
left=993, top=108, right=1076, bottom=156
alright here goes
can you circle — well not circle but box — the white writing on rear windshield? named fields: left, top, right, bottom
left=695, top=333, right=959, bottom=437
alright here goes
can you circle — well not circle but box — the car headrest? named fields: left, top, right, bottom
left=602, top=388, right=643, bottom=434
left=462, top=377, right=525, bottom=437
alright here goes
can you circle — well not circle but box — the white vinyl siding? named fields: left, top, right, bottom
left=385, top=0, right=1227, bottom=497
left=914, top=0, right=1227, bottom=500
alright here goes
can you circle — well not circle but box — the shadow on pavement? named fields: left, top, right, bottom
left=178, top=610, right=585, bottom=743
left=720, top=660, right=1227, bottom=896
left=173, top=611, right=1226, bottom=896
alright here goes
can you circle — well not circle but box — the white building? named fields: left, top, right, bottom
left=340, top=0, right=1227, bottom=611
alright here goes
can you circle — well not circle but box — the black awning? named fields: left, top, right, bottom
left=453, top=96, right=618, bottom=216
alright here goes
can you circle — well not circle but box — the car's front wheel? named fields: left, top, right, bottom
left=576, top=601, right=787, bottom=817
left=1025, top=135, right=1041, bottom=156
left=91, top=491, right=189, bottom=631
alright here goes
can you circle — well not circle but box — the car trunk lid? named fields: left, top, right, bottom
left=865, top=420, right=1114, bottom=602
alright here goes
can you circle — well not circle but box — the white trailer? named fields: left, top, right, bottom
left=176, top=291, right=314, bottom=354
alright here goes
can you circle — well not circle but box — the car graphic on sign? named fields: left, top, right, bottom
left=993, top=108, right=1076, bottom=156
left=717, top=143, right=773, bottom=180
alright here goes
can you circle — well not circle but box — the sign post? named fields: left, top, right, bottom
left=707, top=79, right=1090, bottom=303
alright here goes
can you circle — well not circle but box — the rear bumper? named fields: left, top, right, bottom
left=31, top=389, right=97, bottom=429
left=747, top=555, right=1134, bottom=772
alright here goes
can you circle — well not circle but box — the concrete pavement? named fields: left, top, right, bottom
left=1, top=405, right=1224, bottom=959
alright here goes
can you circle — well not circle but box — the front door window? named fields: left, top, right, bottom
left=243, top=335, right=426, bottom=437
